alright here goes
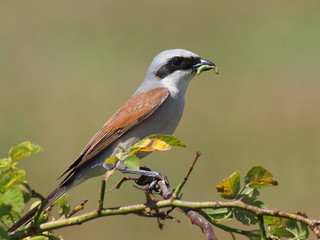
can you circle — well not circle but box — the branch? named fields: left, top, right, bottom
left=10, top=199, right=320, bottom=240
left=182, top=209, right=217, bottom=240
left=7, top=149, right=320, bottom=240
left=5, top=140, right=320, bottom=240
left=10, top=151, right=217, bottom=240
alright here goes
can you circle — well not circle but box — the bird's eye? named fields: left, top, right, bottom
left=171, top=57, right=184, bottom=67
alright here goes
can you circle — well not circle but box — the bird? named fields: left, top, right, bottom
left=8, top=49, right=218, bottom=232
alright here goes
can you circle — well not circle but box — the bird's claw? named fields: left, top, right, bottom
left=134, top=167, right=170, bottom=193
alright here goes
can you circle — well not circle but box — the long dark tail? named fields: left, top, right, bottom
left=8, top=184, right=69, bottom=232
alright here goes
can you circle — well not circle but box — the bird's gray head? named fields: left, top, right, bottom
left=136, top=49, right=217, bottom=96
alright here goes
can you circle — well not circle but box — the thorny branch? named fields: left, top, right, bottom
left=10, top=198, right=320, bottom=240
left=9, top=152, right=320, bottom=240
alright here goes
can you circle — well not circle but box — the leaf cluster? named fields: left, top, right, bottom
left=0, top=142, right=42, bottom=239
left=105, top=134, right=185, bottom=170
left=1, top=139, right=317, bottom=240
left=0, top=142, right=68, bottom=240
left=204, top=165, right=309, bottom=239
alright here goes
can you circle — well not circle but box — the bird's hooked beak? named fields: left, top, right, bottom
left=193, top=59, right=219, bottom=76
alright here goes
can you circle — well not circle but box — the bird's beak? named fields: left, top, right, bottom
left=193, top=59, right=219, bottom=76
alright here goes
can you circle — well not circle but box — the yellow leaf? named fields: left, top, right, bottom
left=216, top=171, right=240, bottom=199
left=146, top=134, right=186, bottom=147
left=149, top=139, right=171, bottom=151
left=130, top=139, right=171, bottom=154
left=105, top=156, right=118, bottom=165
left=245, top=165, right=278, bottom=188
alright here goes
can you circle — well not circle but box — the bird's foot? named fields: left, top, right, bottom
left=118, top=165, right=170, bottom=194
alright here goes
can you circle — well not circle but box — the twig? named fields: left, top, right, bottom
left=98, top=168, right=117, bottom=211
left=257, top=215, right=267, bottom=240
left=67, top=199, right=88, bottom=218
left=98, top=178, right=106, bottom=211
left=31, top=190, right=46, bottom=201
left=172, top=151, right=201, bottom=199
left=107, top=176, right=139, bottom=192
left=174, top=151, right=216, bottom=240
left=30, top=191, right=46, bottom=229
left=184, top=151, right=201, bottom=180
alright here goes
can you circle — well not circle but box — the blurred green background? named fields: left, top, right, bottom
left=1, top=0, right=320, bottom=239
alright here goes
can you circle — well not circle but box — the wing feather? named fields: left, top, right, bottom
left=59, top=87, right=169, bottom=179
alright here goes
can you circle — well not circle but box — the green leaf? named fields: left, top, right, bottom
left=239, top=187, right=260, bottom=200
left=29, top=236, right=50, bottom=240
left=0, top=168, right=26, bottom=191
left=245, top=165, right=278, bottom=188
left=286, top=219, right=299, bottom=235
left=58, top=199, right=70, bottom=218
left=247, top=230, right=262, bottom=240
left=9, top=141, right=43, bottom=162
left=270, top=228, right=295, bottom=238
left=0, top=169, right=12, bottom=192
left=286, top=219, right=309, bottom=240
left=0, top=226, right=10, bottom=240
left=216, top=171, right=240, bottom=199
left=205, top=208, right=232, bottom=222
left=299, top=222, right=309, bottom=240
left=0, top=205, right=10, bottom=217
left=30, top=200, right=41, bottom=210
left=264, top=216, right=284, bottom=227
left=0, top=158, right=10, bottom=168
left=53, top=195, right=69, bottom=205
left=0, top=209, right=21, bottom=227
left=54, top=195, right=70, bottom=217
left=30, top=203, right=50, bottom=226
left=0, top=187, right=24, bottom=213
left=145, top=134, right=186, bottom=147
left=233, top=208, right=258, bottom=225
left=123, top=155, right=140, bottom=170
left=264, top=216, right=309, bottom=240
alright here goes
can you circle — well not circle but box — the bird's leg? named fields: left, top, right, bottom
left=118, top=165, right=170, bottom=193
left=118, top=165, right=164, bottom=179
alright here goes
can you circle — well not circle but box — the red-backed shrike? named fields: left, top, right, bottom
left=9, top=49, right=217, bottom=232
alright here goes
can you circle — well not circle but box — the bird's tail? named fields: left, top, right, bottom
left=8, top=183, right=69, bottom=233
